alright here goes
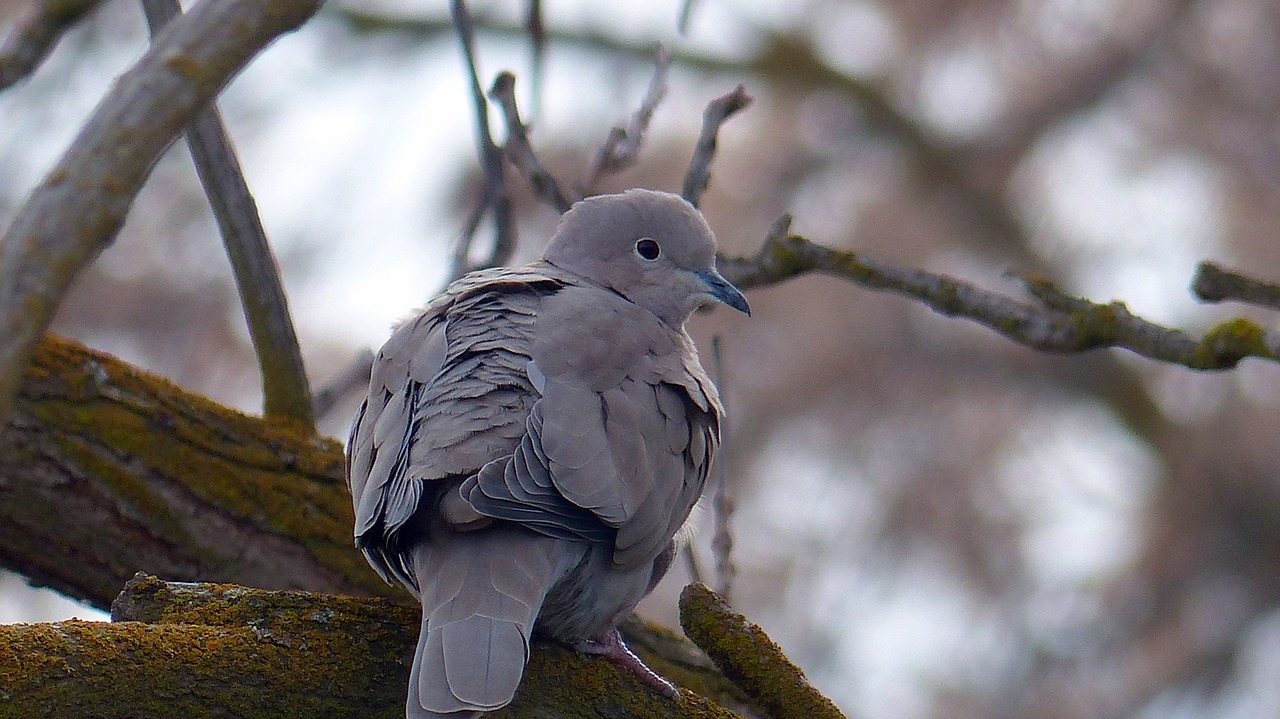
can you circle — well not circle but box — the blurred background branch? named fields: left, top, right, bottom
left=448, top=0, right=514, bottom=279
left=0, top=0, right=102, bottom=90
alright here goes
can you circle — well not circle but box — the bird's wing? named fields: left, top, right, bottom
left=464, top=287, right=722, bottom=569
left=345, top=267, right=568, bottom=587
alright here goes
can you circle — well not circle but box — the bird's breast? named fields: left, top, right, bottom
left=531, top=286, right=678, bottom=390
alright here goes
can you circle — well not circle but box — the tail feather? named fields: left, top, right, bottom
left=407, top=527, right=573, bottom=719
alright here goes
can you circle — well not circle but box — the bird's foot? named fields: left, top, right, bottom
left=574, top=627, right=680, bottom=698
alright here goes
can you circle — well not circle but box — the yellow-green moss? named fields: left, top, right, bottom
left=680, top=583, right=846, bottom=719
left=0, top=619, right=405, bottom=718
left=21, top=336, right=382, bottom=595
left=165, top=54, right=203, bottom=81
left=935, top=279, right=962, bottom=315
left=1070, top=301, right=1124, bottom=348
left=1199, top=317, right=1269, bottom=367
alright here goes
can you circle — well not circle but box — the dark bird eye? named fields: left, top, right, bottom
left=635, top=238, right=661, bottom=261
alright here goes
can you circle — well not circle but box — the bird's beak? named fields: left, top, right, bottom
left=695, top=269, right=751, bottom=316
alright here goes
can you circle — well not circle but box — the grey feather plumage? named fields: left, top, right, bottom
left=346, top=189, right=748, bottom=718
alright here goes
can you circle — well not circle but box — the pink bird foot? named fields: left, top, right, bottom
left=575, top=627, right=680, bottom=698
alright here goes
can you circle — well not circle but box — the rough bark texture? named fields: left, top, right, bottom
left=0, top=575, right=752, bottom=719
left=0, top=335, right=388, bottom=609
left=681, top=584, right=846, bottom=719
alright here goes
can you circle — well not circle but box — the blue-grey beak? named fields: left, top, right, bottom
left=695, top=269, right=751, bottom=316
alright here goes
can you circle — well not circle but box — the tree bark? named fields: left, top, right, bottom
left=0, top=335, right=387, bottom=609
left=0, top=575, right=752, bottom=719
left=0, top=339, right=837, bottom=718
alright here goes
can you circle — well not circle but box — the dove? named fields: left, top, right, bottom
left=345, top=188, right=750, bottom=718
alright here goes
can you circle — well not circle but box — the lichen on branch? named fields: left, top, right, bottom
left=718, top=216, right=1280, bottom=371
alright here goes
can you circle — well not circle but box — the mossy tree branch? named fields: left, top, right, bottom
left=0, top=335, right=385, bottom=610
left=718, top=216, right=1280, bottom=371
left=681, top=584, right=846, bottom=719
left=0, top=574, right=758, bottom=719
left=0, top=335, right=831, bottom=717
left=0, top=339, right=835, bottom=718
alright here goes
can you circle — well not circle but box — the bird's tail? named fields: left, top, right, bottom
left=407, top=526, right=573, bottom=719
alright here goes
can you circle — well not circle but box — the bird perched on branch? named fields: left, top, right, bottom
left=346, top=188, right=749, bottom=718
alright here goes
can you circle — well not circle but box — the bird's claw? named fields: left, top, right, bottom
left=574, top=627, right=680, bottom=698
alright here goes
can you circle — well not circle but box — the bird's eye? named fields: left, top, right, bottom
left=635, top=238, right=661, bottom=261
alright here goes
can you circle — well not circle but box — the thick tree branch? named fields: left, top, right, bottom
left=720, top=216, right=1280, bottom=370
left=0, top=575, right=753, bottom=719
left=141, top=0, right=316, bottom=431
left=0, top=0, right=324, bottom=426
left=0, top=0, right=103, bottom=91
left=0, top=335, right=385, bottom=610
left=0, top=339, right=794, bottom=718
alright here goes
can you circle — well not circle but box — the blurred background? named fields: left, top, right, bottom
left=4, top=0, right=1280, bottom=717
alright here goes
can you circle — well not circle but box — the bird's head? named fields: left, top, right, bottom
left=542, top=189, right=750, bottom=327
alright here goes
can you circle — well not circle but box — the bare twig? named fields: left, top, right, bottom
left=1192, top=261, right=1280, bottom=312
left=312, top=348, right=375, bottom=419
left=450, top=193, right=491, bottom=280
left=489, top=71, right=572, bottom=213
left=682, top=541, right=705, bottom=587
left=678, top=0, right=698, bottom=35
left=0, top=0, right=323, bottom=425
left=142, top=0, right=315, bottom=431
left=681, top=85, right=752, bottom=207
left=524, top=0, right=545, bottom=117
left=709, top=335, right=735, bottom=600
left=583, top=45, right=670, bottom=193
left=450, top=0, right=514, bottom=278
left=0, top=0, right=103, bottom=91
left=330, top=11, right=1037, bottom=261
left=720, top=216, right=1280, bottom=371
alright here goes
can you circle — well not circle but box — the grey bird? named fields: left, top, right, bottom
left=346, top=188, right=750, bottom=718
